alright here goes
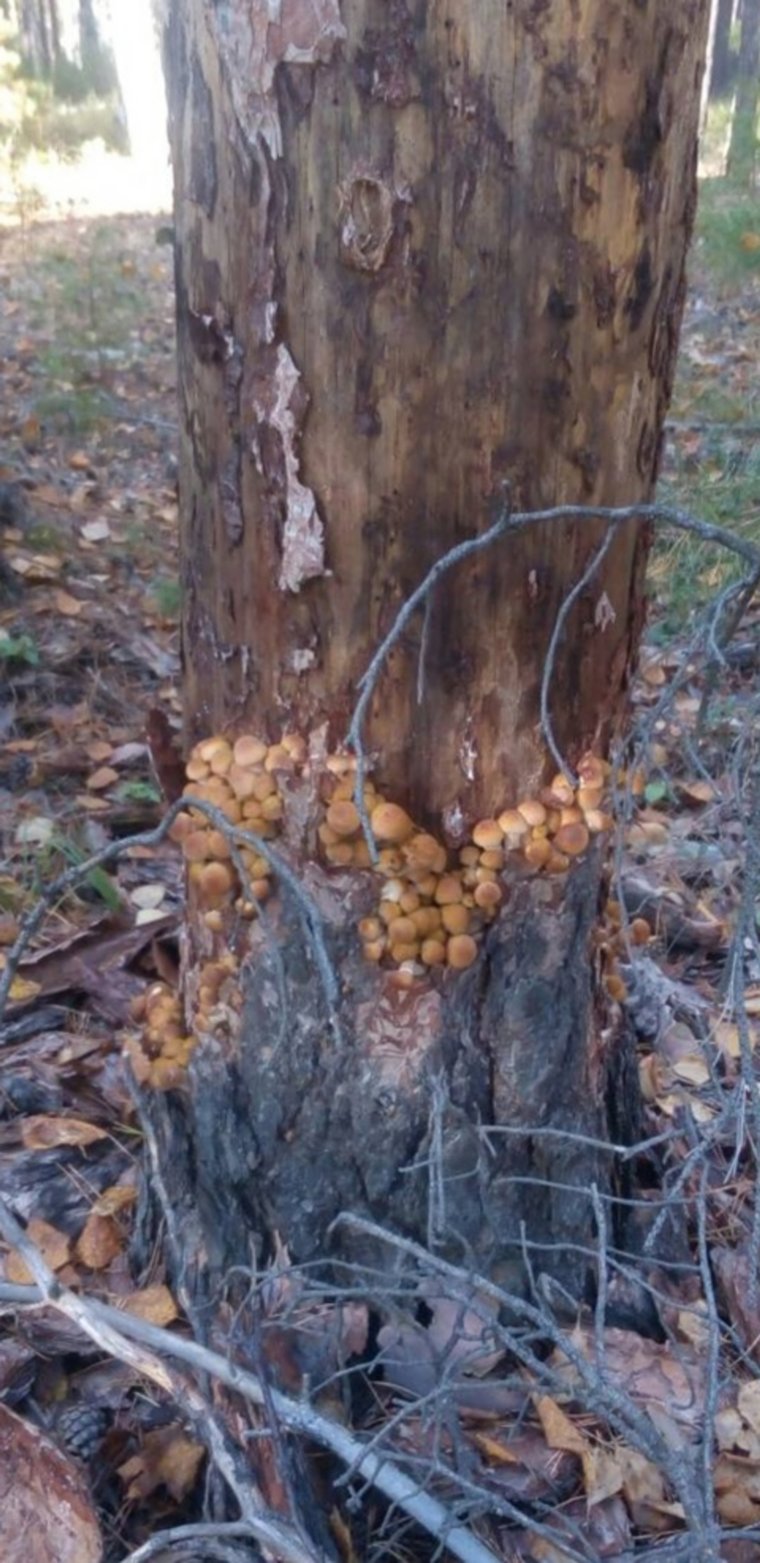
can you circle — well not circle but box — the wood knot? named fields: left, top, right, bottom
left=338, top=173, right=395, bottom=273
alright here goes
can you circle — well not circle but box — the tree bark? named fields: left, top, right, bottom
left=157, top=1, right=711, bottom=1299
left=14, top=0, right=53, bottom=76
left=729, top=0, right=760, bottom=180
left=710, top=0, right=740, bottom=97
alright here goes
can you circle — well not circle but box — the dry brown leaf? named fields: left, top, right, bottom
left=53, top=590, right=82, bottom=617
left=21, top=1116, right=107, bottom=1150
left=534, top=1394, right=610, bottom=1503
left=5, top=1219, right=71, bottom=1284
left=8, top=552, right=62, bottom=582
left=85, top=741, right=114, bottom=763
left=473, top=1431, right=521, bottom=1466
left=86, top=767, right=119, bottom=791
left=76, top=1214, right=123, bottom=1271
left=68, top=451, right=91, bottom=472
left=677, top=779, right=718, bottom=806
left=118, top=1424, right=204, bottom=1502
left=671, top=1054, right=710, bottom=1087
left=120, top=1284, right=178, bottom=1326
left=715, top=1454, right=760, bottom=1526
left=91, top=1186, right=137, bottom=1218
left=0, top=1403, right=102, bottom=1562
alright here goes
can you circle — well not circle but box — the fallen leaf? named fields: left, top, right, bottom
left=76, top=1213, right=123, bottom=1270
left=21, top=1116, right=108, bottom=1150
left=85, top=741, right=114, bottom=763
left=118, top=1424, right=204, bottom=1502
left=53, top=590, right=82, bottom=617
left=80, top=519, right=111, bottom=543
left=130, top=884, right=166, bottom=910
left=120, top=1284, right=178, bottom=1326
left=86, top=767, right=119, bottom=791
left=8, top=975, right=42, bottom=1003
left=5, top=1219, right=71, bottom=1284
left=678, top=779, right=717, bottom=806
left=91, top=1185, right=138, bottom=1217
left=671, top=1054, right=710, bottom=1087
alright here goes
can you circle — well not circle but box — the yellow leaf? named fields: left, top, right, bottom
left=121, top=1284, right=178, bottom=1326
left=740, top=232, right=760, bottom=252
left=8, top=975, right=41, bottom=1003
left=473, top=1431, right=520, bottom=1465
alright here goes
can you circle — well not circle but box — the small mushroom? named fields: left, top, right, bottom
left=371, top=801, right=415, bottom=843
left=517, top=799, right=546, bottom=828
left=434, top=874, right=464, bottom=906
left=554, top=822, right=589, bottom=857
left=497, top=809, right=529, bottom=846
left=441, top=903, right=470, bottom=935
left=446, top=934, right=478, bottom=969
left=233, top=735, right=268, bottom=768
left=327, top=799, right=362, bottom=837
left=421, top=938, right=447, bottom=966
left=472, top=819, right=503, bottom=852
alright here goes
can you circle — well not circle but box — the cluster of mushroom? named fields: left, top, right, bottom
left=322, top=751, right=612, bottom=973
left=479, top=752, right=612, bottom=875
left=124, top=982, right=195, bottom=1091
left=169, top=733, right=306, bottom=931
left=599, top=899, right=652, bottom=1003
left=125, top=955, right=243, bottom=1090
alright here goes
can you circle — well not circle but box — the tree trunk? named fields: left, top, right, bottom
left=710, top=0, right=740, bottom=96
left=156, top=1, right=710, bottom=1300
left=729, top=0, right=760, bottom=180
left=14, top=0, right=53, bottom=77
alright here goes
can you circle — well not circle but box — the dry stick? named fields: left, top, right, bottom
left=540, top=524, right=620, bottom=783
left=0, top=1200, right=324, bottom=1563
left=347, top=499, right=760, bottom=831
left=123, top=1522, right=278, bottom=1562
left=0, top=1258, right=501, bottom=1563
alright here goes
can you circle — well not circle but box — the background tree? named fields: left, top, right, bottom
left=157, top=1, right=712, bottom=1299
left=709, top=0, right=740, bottom=98
left=729, top=0, right=760, bottom=181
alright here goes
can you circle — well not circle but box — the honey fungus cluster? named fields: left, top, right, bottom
left=319, top=750, right=613, bottom=974
left=125, top=955, right=241, bottom=1091
left=169, top=732, right=307, bottom=931
left=125, top=982, right=194, bottom=1091
left=169, top=734, right=615, bottom=979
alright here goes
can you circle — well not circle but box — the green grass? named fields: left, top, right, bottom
left=694, top=178, right=760, bottom=284
left=147, top=576, right=182, bottom=621
left=651, top=443, right=760, bottom=639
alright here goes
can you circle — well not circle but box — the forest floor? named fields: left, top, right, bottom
left=1, top=123, right=760, bottom=1562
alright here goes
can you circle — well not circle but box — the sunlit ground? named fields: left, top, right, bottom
left=2, top=140, right=172, bottom=223
left=0, top=6, right=172, bottom=225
